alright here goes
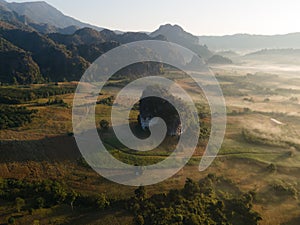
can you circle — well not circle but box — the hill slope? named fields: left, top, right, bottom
left=0, top=37, right=42, bottom=84
left=0, top=0, right=102, bottom=30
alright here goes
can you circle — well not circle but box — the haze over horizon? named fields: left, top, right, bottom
left=5, top=0, right=300, bottom=36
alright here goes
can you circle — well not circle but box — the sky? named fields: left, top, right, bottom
left=6, top=0, right=300, bottom=35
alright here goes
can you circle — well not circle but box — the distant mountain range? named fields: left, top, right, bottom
left=0, top=0, right=299, bottom=84
left=0, top=1, right=223, bottom=84
left=242, top=48, right=300, bottom=64
left=198, top=33, right=300, bottom=52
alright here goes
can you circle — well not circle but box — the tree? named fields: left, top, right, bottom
left=183, top=178, right=200, bottom=198
left=130, top=176, right=262, bottom=225
left=100, top=119, right=109, bottom=130
left=134, top=186, right=147, bottom=201
left=134, top=215, right=145, bottom=225
left=66, top=190, right=78, bottom=211
left=35, top=197, right=45, bottom=209
left=15, top=197, right=25, bottom=212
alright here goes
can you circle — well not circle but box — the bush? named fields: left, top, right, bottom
left=7, top=216, right=15, bottom=224
left=95, top=193, right=110, bottom=210
left=267, top=163, right=277, bottom=173
left=97, top=96, right=115, bottom=106
left=271, top=181, right=298, bottom=198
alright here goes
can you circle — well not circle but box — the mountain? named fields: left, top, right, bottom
left=49, top=28, right=166, bottom=46
left=0, top=2, right=218, bottom=84
left=198, top=33, right=300, bottom=52
left=0, top=25, right=90, bottom=82
left=207, top=55, right=233, bottom=65
left=138, top=86, right=182, bottom=136
left=243, top=48, right=300, bottom=64
left=48, top=28, right=106, bottom=46
left=29, top=23, right=79, bottom=35
left=0, top=1, right=79, bottom=34
left=150, top=24, right=213, bottom=59
left=0, top=37, right=42, bottom=84
left=47, top=28, right=166, bottom=63
left=0, top=0, right=102, bottom=30
left=0, top=3, right=32, bottom=31
left=0, top=0, right=170, bottom=85
left=0, top=4, right=168, bottom=84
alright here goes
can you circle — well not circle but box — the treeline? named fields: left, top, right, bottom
left=35, top=98, right=68, bottom=107
left=127, top=175, right=262, bottom=225
left=0, top=176, right=262, bottom=225
left=0, top=178, right=112, bottom=212
left=242, top=128, right=300, bottom=150
left=0, top=105, right=37, bottom=129
left=0, top=85, right=76, bottom=104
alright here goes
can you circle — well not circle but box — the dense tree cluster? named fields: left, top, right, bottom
left=0, top=105, right=37, bottom=129
left=97, top=96, right=115, bottom=106
left=0, top=176, right=262, bottom=225
left=0, top=178, right=111, bottom=212
left=0, top=85, right=75, bottom=104
left=127, top=176, right=262, bottom=225
left=36, top=97, right=68, bottom=107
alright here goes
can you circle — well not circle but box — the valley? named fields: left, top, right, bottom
left=1, top=63, right=300, bottom=224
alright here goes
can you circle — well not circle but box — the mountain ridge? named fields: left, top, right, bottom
left=198, top=32, right=300, bottom=52
left=0, top=0, right=103, bottom=30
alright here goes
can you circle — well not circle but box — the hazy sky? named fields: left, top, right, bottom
left=6, top=0, right=300, bottom=35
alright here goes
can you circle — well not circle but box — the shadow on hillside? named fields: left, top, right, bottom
left=0, top=135, right=81, bottom=163
left=281, top=216, right=300, bottom=225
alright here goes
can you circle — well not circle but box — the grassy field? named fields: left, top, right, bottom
left=1, top=67, right=300, bottom=225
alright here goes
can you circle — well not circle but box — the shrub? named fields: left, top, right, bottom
left=15, top=197, right=25, bottom=212
left=267, top=163, right=277, bottom=173
left=96, top=193, right=110, bottom=210
left=8, top=216, right=15, bottom=224
left=97, top=96, right=115, bottom=106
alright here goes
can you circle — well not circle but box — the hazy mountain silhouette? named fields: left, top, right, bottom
left=151, top=24, right=213, bottom=59
left=199, top=33, right=300, bottom=52
left=243, top=48, right=300, bottom=64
